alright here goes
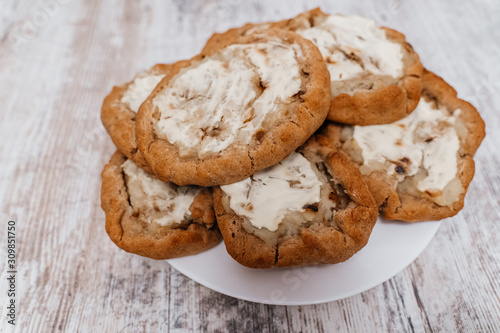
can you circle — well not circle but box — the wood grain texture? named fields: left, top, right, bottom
left=1, top=0, right=499, bottom=332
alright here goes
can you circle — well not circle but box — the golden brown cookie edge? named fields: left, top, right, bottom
left=100, top=151, right=222, bottom=260
left=323, top=69, right=485, bottom=222
left=101, top=64, right=176, bottom=173
left=137, top=29, right=331, bottom=186
left=213, top=135, right=378, bottom=268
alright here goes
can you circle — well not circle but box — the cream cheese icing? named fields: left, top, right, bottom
left=352, top=98, right=461, bottom=196
left=220, top=152, right=322, bottom=231
left=297, top=14, right=403, bottom=81
left=121, top=71, right=165, bottom=113
left=122, top=160, right=199, bottom=226
left=153, top=41, right=302, bottom=158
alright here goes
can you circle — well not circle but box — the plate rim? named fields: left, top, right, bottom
left=167, top=219, right=441, bottom=306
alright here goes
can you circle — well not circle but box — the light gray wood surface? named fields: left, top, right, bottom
left=1, top=0, right=499, bottom=331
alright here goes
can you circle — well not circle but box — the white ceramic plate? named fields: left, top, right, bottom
left=167, top=218, right=441, bottom=305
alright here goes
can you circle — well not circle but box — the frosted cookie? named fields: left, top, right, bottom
left=203, top=8, right=423, bottom=125
left=136, top=29, right=331, bottom=186
left=101, top=151, right=221, bottom=259
left=101, top=64, right=176, bottom=172
left=213, top=136, right=378, bottom=268
left=325, top=70, right=485, bottom=222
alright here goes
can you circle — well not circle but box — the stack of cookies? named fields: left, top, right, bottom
left=100, top=8, right=485, bottom=268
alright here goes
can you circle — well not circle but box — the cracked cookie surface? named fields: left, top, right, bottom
left=203, top=8, right=423, bottom=126
left=325, top=70, right=485, bottom=221
left=213, top=135, right=378, bottom=268
left=100, top=151, right=221, bottom=260
left=101, top=64, right=174, bottom=173
left=136, top=29, right=331, bottom=186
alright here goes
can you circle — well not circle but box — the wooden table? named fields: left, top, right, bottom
left=1, top=0, right=499, bottom=331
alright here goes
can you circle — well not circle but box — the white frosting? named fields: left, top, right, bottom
left=121, top=71, right=165, bottom=113
left=220, top=152, right=322, bottom=231
left=121, top=160, right=198, bottom=226
left=297, top=14, right=403, bottom=80
left=245, top=23, right=272, bottom=35
left=353, top=99, right=461, bottom=195
left=153, top=42, right=302, bottom=158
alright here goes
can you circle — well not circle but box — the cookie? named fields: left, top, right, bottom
left=100, top=151, right=221, bottom=260
left=136, top=28, right=331, bottom=186
left=203, top=8, right=423, bottom=126
left=325, top=69, right=485, bottom=222
left=101, top=64, right=174, bottom=172
left=213, top=135, right=378, bottom=268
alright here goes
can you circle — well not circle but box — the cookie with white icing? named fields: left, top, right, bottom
left=101, top=151, right=221, bottom=259
left=101, top=64, right=179, bottom=172
left=325, top=70, right=485, bottom=222
left=213, top=135, right=378, bottom=268
left=136, top=29, right=331, bottom=186
left=203, top=8, right=423, bottom=126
